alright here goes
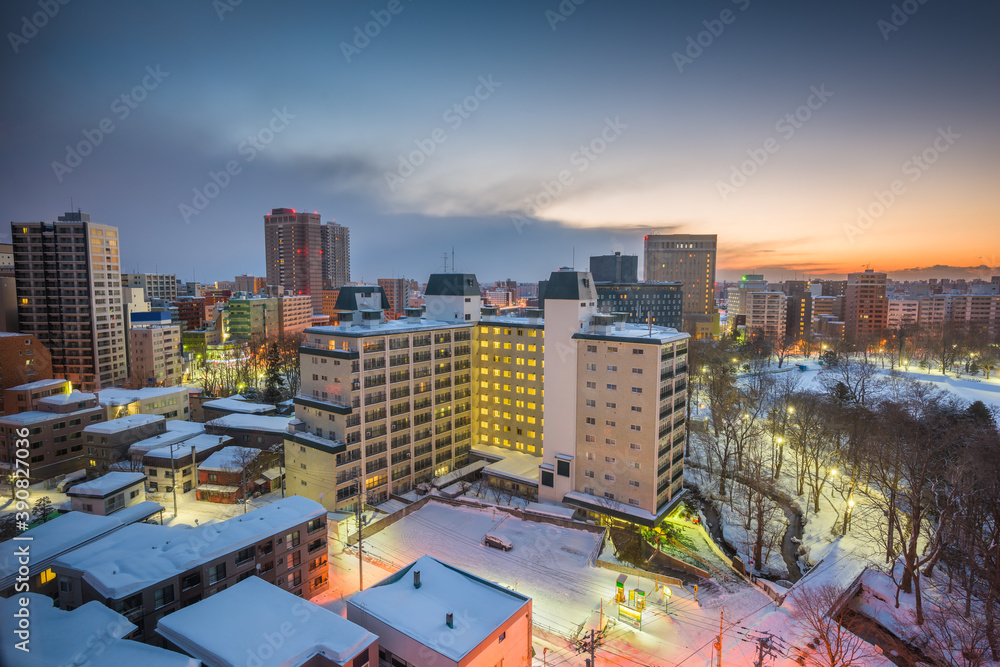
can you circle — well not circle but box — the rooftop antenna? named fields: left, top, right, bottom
left=572, top=247, right=575, bottom=270
left=451, top=246, right=455, bottom=274
left=442, top=252, right=448, bottom=273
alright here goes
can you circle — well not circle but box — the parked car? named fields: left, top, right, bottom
left=484, top=533, right=513, bottom=551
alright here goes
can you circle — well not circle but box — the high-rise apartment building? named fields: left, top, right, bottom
left=643, top=234, right=717, bottom=316
left=744, top=291, right=788, bottom=339
left=128, top=323, right=182, bottom=386
left=235, top=274, right=266, bottom=294
left=264, top=208, right=323, bottom=314
left=321, top=221, right=351, bottom=289
left=590, top=252, right=639, bottom=283
left=13, top=212, right=127, bottom=391
left=378, top=278, right=411, bottom=320
left=845, top=270, right=888, bottom=341
left=121, top=273, right=177, bottom=301
left=538, top=270, right=688, bottom=521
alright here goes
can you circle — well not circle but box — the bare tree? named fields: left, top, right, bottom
left=225, top=446, right=263, bottom=513
left=773, top=333, right=797, bottom=369
left=791, top=583, right=875, bottom=667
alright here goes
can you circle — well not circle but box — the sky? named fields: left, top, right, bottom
left=1, top=0, right=998, bottom=285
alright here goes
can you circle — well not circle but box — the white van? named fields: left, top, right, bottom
left=484, top=533, right=513, bottom=551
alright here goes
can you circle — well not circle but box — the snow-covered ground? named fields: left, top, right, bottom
left=319, top=498, right=777, bottom=666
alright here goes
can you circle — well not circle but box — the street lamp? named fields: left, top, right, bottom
left=842, top=498, right=855, bottom=536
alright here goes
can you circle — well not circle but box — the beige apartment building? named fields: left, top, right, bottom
left=285, top=270, right=689, bottom=526
left=643, top=234, right=717, bottom=316
left=744, top=291, right=788, bottom=340
left=129, top=324, right=182, bottom=386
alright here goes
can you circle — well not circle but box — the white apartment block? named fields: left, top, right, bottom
left=122, top=273, right=178, bottom=301
left=278, top=294, right=313, bottom=339
left=887, top=299, right=919, bottom=329
left=744, top=291, right=788, bottom=339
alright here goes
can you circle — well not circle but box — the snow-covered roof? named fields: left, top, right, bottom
left=202, top=397, right=276, bottom=414
left=473, top=444, right=541, bottom=485
left=206, top=414, right=293, bottom=433
left=156, top=576, right=376, bottom=667
left=0, top=594, right=198, bottom=667
left=198, top=446, right=261, bottom=472
left=524, top=502, right=576, bottom=520
left=563, top=490, right=657, bottom=523
left=165, top=420, right=206, bottom=435
left=128, top=431, right=199, bottom=457
left=348, top=555, right=529, bottom=661
left=197, top=483, right=240, bottom=493
left=0, top=512, right=125, bottom=590
left=84, top=413, right=164, bottom=434
left=0, top=410, right=57, bottom=425
left=144, top=434, right=231, bottom=461
left=431, top=459, right=488, bottom=488
left=6, top=378, right=66, bottom=391
left=67, top=472, right=145, bottom=498
left=97, top=387, right=189, bottom=406
left=53, top=496, right=325, bottom=599
left=37, top=390, right=96, bottom=406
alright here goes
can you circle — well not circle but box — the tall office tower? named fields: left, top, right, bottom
left=590, top=252, right=639, bottom=283
left=320, top=221, right=351, bottom=289
left=845, top=270, right=888, bottom=342
left=594, top=282, right=683, bottom=330
left=121, top=273, right=177, bottom=301
left=12, top=212, right=127, bottom=391
left=378, top=278, right=411, bottom=320
left=643, top=234, right=717, bottom=316
left=264, top=208, right=323, bottom=314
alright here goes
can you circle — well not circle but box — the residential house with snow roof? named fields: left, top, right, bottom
left=205, top=413, right=293, bottom=450
left=67, top=471, right=147, bottom=515
left=347, top=555, right=532, bottom=667
left=0, top=390, right=105, bottom=481
left=97, top=386, right=190, bottom=421
left=52, top=495, right=329, bottom=644
left=142, top=433, right=232, bottom=493
left=202, top=396, right=277, bottom=421
left=156, top=576, right=376, bottom=667
left=195, top=445, right=280, bottom=503
left=83, top=413, right=166, bottom=474
left=2, top=377, right=68, bottom=416
left=0, top=593, right=198, bottom=667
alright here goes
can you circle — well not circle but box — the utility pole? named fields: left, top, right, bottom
left=715, top=607, right=724, bottom=667
left=588, top=628, right=596, bottom=666
left=579, top=627, right=598, bottom=666
left=355, top=481, right=365, bottom=591
left=169, top=443, right=178, bottom=517
left=753, top=633, right=776, bottom=667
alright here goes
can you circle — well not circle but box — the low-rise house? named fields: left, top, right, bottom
left=156, top=576, right=376, bottom=667
left=0, top=594, right=198, bottom=667
left=67, top=472, right=147, bottom=515
left=83, top=414, right=166, bottom=474
left=347, top=555, right=532, bottom=667
left=205, top=413, right=293, bottom=449
left=0, top=390, right=105, bottom=481
left=142, top=434, right=232, bottom=493
left=97, top=387, right=190, bottom=421
left=201, top=396, right=277, bottom=421
left=2, top=377, right=67, bottom=416
left=52, top=496, right=329, bottom=644
left=195, top=446, right=278, bottom=503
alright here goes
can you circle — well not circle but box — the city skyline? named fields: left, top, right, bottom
left=2, top=1, right=998, bottom=283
